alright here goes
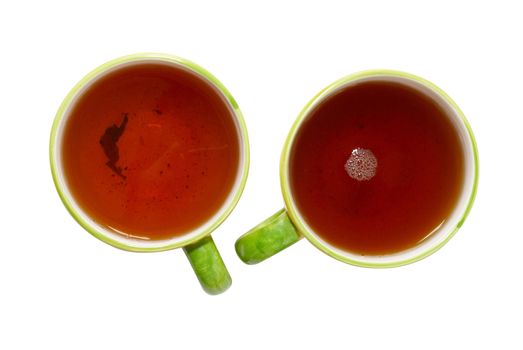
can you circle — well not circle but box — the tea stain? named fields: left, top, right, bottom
left=100, top=113, right=128, bottom=179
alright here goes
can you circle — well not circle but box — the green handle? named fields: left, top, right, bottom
left=183, top=236, right=232, bottom=295
left=235, top=209, right=301, bottom=264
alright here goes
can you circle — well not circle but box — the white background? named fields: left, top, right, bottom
left=1, top=1, right=522, bottom=349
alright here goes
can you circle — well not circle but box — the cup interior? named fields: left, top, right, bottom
left=281, top=70, right=478, bottom=267
left=50, top=54, right=249, bottom=252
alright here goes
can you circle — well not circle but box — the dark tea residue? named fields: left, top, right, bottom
left=99, top=113, right=128, bottom=179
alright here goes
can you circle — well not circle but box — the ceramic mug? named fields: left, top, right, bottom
left=236, top=70, right=478, bottom=268
left=50, top=53, right=249, bottom=294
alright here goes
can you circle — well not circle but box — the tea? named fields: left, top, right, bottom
left=61, top=62, right=240, bottom=240
left=289, top=80, right=464, bottom=255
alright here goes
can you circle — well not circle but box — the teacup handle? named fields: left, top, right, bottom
left=183, top=236, right=231, bottom=295
left=235, top=209, right=301, bottom=264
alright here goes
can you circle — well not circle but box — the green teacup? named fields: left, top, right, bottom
left=236, top=70, right=478, bottom=268
left=50, top=53, right=249, bottom=294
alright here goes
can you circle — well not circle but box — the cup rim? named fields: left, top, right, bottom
left=50, top=53, right=250, bottom=252
left=280, top=69, right=479, bottom=268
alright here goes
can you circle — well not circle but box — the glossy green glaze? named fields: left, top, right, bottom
left=235, top=209, right=300, bottom=264
left=50, top=53, right=249, bottom=294
left=184, top=237, right=232, bottom=295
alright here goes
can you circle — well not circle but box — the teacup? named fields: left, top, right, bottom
left=50, top=53, right=249, bottom=294
left=236, top=70, right=477, bottom=268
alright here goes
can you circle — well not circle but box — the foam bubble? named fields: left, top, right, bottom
left=345, top=148, right=377, bottom=181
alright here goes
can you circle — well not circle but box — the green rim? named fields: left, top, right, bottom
left=50, top=53, right=250, bottom=252
left=280, top=69, right=479, bottom=268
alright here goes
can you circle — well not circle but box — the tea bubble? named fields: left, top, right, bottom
left=345, top=148, right=377, bottom=181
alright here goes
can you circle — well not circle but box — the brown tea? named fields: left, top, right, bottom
left=289, top=80, right=464, bottom=255
left=61, top=62, right=240, bottom=240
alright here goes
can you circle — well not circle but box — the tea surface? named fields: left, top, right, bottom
left=289, top=80, right=464, bottom=255
left=62, top=62, right=240, bottom=240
